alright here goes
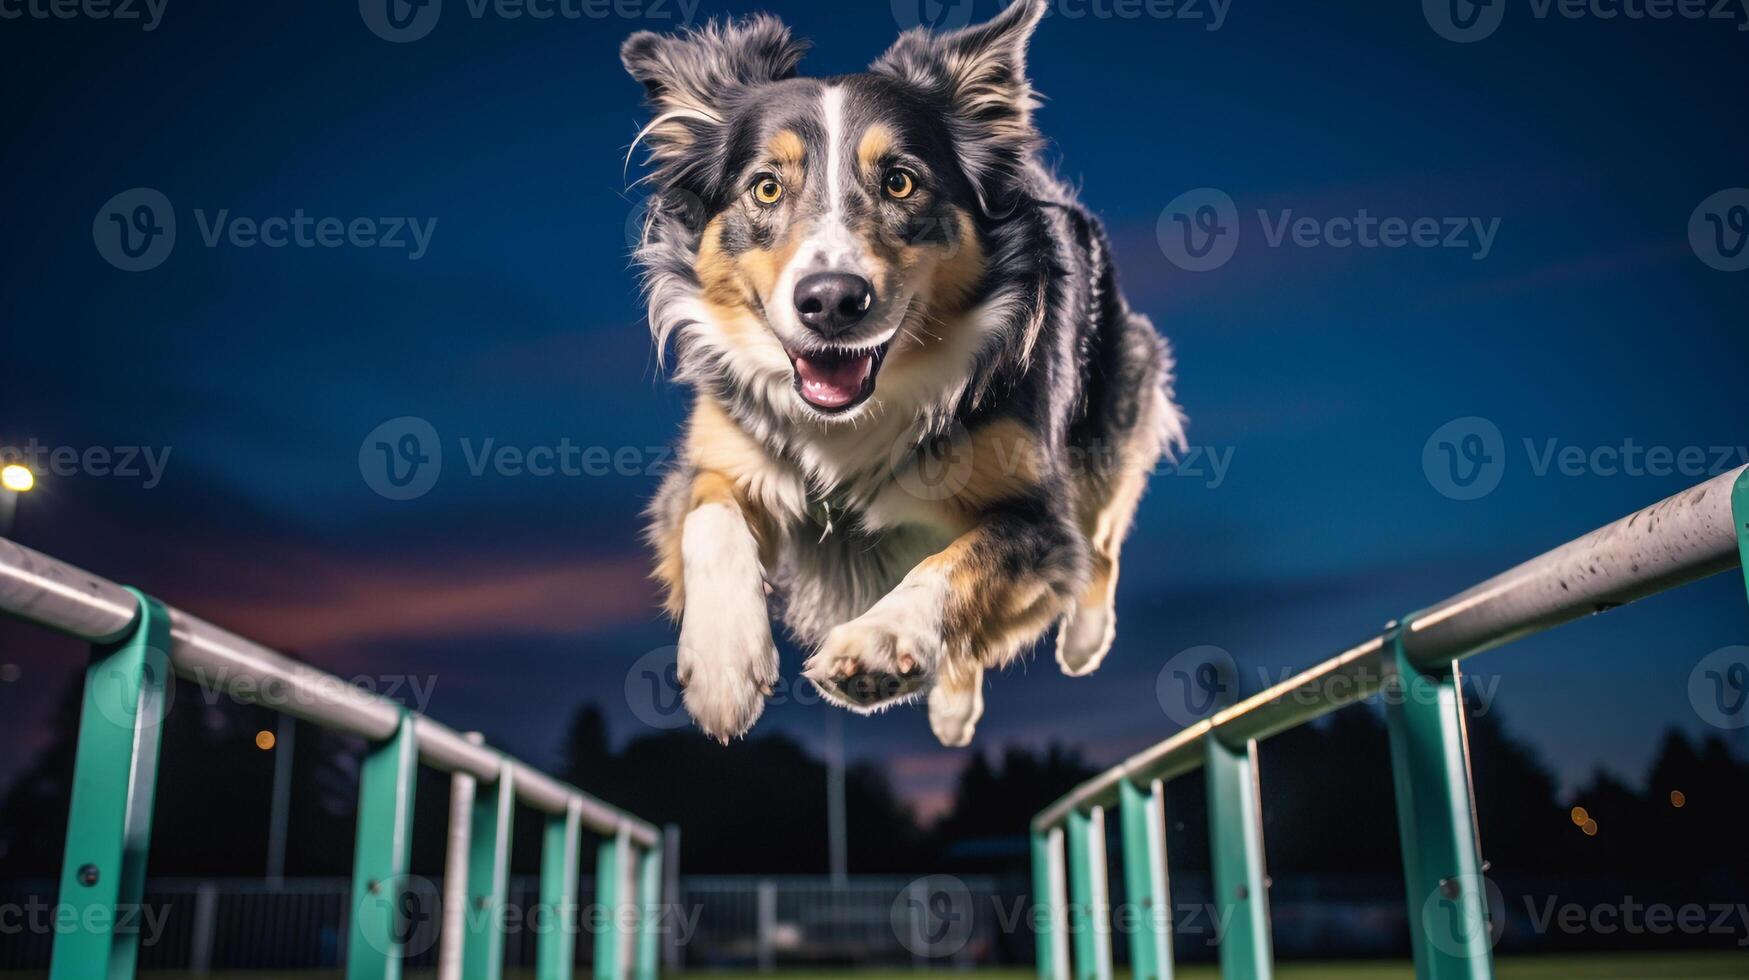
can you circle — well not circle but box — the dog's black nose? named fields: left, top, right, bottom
left=794, top=272, right=872, bottom=337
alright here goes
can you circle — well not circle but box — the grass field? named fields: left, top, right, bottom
left=7, top=954, right=1746, bottom=979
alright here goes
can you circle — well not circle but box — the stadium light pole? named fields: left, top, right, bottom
left=0, top=464, right=35, bottom=538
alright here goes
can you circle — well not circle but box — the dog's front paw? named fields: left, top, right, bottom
left=804, top=600, right=940, bottom=712
left=677, top=598, right=777, bottom=744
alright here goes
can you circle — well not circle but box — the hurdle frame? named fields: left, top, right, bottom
left=0, top=537, right=666, bottom=980
left=1031, top=464, right=1749, bottom=980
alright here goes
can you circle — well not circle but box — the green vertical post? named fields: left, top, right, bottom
left=463, top=763, right=516, bottom=979
left=346, top=712, right=419, bottom=980
left=1205, top=735, right=1272, bottom=980
left=538, top=799, right=584, bottom=980
left=1031, top=825, right=1069, bottom=980
left=1384, top=621, right=1496, bottom=979
left=1120, top=779, right=1174, bottom=980
left=49, top=589, right=171, bottom=980
left=593, top=825, right=631, bottom=980
left=1734, top=468, right=1749, bottom=600
left=1064, top=807, right=1112, bottom=980
left=634, top=840, right=663, bottom=980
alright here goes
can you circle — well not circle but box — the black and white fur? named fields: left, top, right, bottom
left=626, top=0, right=1184, bottom=747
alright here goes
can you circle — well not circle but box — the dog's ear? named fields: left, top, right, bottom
left=623, top=16, right=808, bottom=184
left=871, top=0, right=1047, bottom=214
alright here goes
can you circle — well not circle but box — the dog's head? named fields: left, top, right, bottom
left=624, top=0, right=1045, bottom=421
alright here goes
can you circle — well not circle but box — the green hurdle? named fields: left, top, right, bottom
left=48, top=589, right=171, bottom=980
left=347, top=712, right=419, bottom=980
left=0, top=535, right=668, bottom=980
left=538, top=800, right=585, bottom=980
left=1031, top=825, right=1070, bottom=980
left=1028, top=469, right=1744, bottom=979
left=1065, top=806, right=1113, bottom=980
left=1119, top=779, right=1173, bottom=980
left=635, top=839, right=664, bottom=980
left=1384, top=621, right=1494, bottom=979
left=1206, top=736, right=1272, bottom=980
left=463, top=763, right=517, bottom=978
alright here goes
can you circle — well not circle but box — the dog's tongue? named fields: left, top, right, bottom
left=795, top=353, right=873, bottom=409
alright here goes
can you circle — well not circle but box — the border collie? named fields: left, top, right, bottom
left=625, top=0, right=1184, bottom=746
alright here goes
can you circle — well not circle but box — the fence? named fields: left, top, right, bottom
left=1029, top=465, right=1749, bottom=980
left=0, top=874, right=1018, bottom=971
left=0, top=536, right=667, bottom=980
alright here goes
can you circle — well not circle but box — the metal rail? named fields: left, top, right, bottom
left=0, top=536, right=656, bottom=846
left=0, top=535, right=665, bottom=980
left=1030, top=465, right=1749, bottom=980
left=1035, top=464, right=1743, bottom=832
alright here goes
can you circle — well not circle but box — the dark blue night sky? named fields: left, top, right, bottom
left=1, top=0, right=1746, bottom=821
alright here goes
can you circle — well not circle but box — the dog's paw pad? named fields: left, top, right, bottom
left=805, top=620, right=933, bottom=711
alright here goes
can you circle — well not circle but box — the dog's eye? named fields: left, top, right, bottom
left=751, top=177, right=784, bottom=206
left=882, top=168, right=917, bottom=200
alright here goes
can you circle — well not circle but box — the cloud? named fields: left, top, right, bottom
left=182, top=549, right=658, bottom=653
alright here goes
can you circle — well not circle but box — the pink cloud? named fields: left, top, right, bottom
left=178, top=549, right=659, bottom=653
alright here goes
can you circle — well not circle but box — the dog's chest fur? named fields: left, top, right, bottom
left=749, top=409, right=972, bottom=646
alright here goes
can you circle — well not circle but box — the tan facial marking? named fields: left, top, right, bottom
left=695, top=213, right=810, bottom=326
left=857, top=124, right=895, bottom=175
left=769, top=129, right=806, bottom=167
left=924, top=208, right=986, bottom=316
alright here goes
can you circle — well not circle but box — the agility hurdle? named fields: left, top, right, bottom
left=1030, top=465, right=1749, bottom=980
left=0, top=537, right=665, bottom=980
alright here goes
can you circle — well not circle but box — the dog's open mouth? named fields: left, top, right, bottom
left=787, top=343, right=890, bottom=413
